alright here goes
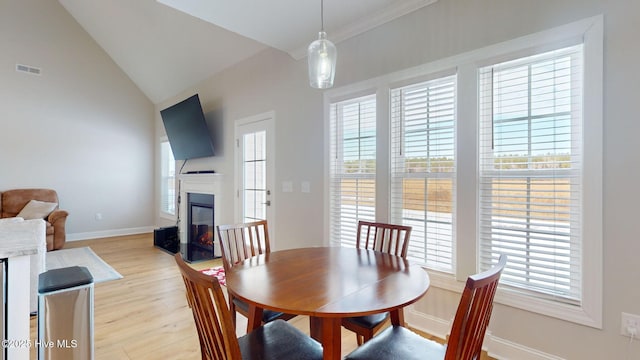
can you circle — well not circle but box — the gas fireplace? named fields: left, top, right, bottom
left=183, top=192, right=216, bottom=262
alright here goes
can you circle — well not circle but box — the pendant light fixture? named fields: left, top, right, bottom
left=307, top=0, right=336, bottom=89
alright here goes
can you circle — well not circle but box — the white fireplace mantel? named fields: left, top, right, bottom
left=178, top=173, right=224, bottom=246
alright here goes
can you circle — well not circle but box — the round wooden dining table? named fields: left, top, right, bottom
left=225, top=246, right=430, bottom=360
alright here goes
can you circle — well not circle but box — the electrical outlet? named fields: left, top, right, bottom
left=95, top=212, right=103, bottom=221
left=621, top=312, right=640, bottom=338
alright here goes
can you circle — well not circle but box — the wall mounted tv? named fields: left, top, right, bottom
left=160, top=94, right=215, bottom=160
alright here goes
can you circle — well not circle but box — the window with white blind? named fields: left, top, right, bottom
left=329, top=95, right=376, bottom=247
left=160, top=139, right=176, bottom=218
left=478, top=45, right=583, bottom=303
left=390, top=75, right=456, bottom=272
left=325, top=16, right=602, bottom=327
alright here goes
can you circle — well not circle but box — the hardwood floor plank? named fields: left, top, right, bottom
left=28, top=233, right=495, bottom=359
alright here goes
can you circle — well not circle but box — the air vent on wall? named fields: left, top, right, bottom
left=16, top=64, right=42, bottom=76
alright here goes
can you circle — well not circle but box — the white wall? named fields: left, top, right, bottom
left=0, top=0, right=155, bottom=238
left=156, top=0, right=640, bottom=358
left=156, top=49, right=324, bottom=250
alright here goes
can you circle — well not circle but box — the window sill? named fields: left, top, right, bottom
left=424, top=268, right=602, bottom=329
left=493, top=287, right=602, bottom=329
left=159, top=212, right=176, bottom=221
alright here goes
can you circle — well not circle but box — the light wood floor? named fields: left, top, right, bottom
left=29, top=233, right=494, bottom=359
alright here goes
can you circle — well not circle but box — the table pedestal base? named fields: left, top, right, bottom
left=310, top=317, right=341, bottom=360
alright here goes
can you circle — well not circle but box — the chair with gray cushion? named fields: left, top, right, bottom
left=345, top=255, right=507, bottom=360
left=342, top=220, right=413, bottom=345
left=216, top=220, right=296, bottom=328
left=174, top=253, right=323, bottom=360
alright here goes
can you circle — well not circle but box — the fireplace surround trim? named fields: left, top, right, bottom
left=178, top=173, right=224, bottom=249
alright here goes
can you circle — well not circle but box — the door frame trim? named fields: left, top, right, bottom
left=234, top=111, right=276, bottom=242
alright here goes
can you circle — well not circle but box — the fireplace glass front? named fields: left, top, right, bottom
left=183, top=193, right=216, bottom=262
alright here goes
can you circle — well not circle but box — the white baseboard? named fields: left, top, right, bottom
left=405, top=306, right=565, bottom=360
left=484, top=336, right=566, bottom=360
left=405, top=305, right=452, bottom=340
left=67, top=226, right=154, bottom=241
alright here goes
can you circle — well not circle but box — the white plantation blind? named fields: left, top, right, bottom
left=390, top=75, right=456, bottom=272
left=330, top=95, right=376, bottom=247
left=478, top=45, right=583, bottom=303
left=160, top=140, right=176, bottom=216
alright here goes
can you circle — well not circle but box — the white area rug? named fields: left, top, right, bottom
left=46, top=247, right=123, bottom=283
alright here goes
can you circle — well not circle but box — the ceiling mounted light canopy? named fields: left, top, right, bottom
left=308, top=0, right=337, bottom=89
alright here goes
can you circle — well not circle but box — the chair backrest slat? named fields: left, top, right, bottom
left=175, top=253, right=241, bottom=360
left=356, top=220, right=412, bottom=259
left=445, top=255, right=507, bottom=360
left=217, top=220, right=271, bottom=270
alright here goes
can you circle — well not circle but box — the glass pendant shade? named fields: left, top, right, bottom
left=308, top=31, right=337, bottom=89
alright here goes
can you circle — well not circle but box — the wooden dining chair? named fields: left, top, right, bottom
left=216, top=220, right=295, bottom=328
left=345, top=254, right=507, bottom=360
left=342, top=220, right=413, bottom=345
left=175, top=253, right=323, bottom=360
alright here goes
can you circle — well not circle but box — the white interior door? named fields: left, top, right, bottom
left=235, top=112, right=275, bottom=228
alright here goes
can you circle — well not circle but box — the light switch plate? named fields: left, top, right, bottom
left=301, top=181, right=310, bottom=193
left=282, top=181, right=293, bottom=193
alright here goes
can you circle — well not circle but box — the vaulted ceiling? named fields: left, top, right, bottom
left=59, top=0, right=437, bottom=103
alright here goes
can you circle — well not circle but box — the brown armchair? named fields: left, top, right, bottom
left=0, top=189, right=68, bottom=250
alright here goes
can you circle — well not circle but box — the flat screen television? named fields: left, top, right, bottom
left=160, top=94, right=215, bottom=160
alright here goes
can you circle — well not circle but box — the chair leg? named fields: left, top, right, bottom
left=362, top=330, right=374, bottom=344
left=355, top=328, right=375, bottom=346
left=229, top=296, right=237, bottom=328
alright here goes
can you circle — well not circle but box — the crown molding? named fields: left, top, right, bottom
left=289, top=0, right=438, bottom=60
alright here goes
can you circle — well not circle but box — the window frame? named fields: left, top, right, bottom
left=478, top=45, right=584, bottom=304
left=473, top=17, right=603, bottom=328
left=328, top=94, right=378, bottom=248
left=390, top=74, right=458, bottom=273
left=159, top=137, right=176, bottom=220
left=324, top=15, right=602, bottom=328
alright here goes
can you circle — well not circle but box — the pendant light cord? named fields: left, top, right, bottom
left=321, top=0, right=325, bottom=32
